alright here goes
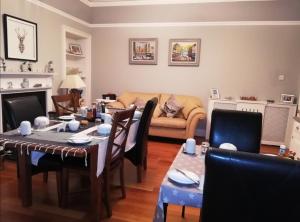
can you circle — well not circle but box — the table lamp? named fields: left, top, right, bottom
left=60, top=73, right=86, bottom=107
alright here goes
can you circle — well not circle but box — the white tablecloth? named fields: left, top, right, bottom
left=31, top=120, right=140, bottom=177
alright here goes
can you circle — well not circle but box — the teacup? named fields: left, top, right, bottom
left=185, top=138, right=196, bottom=154
left=34, top=116, right=49, bottom=129
left=68, top=119, right=80, bottom=131
left=97, top=123, right=112, bottom=135
left=19, top=121, right=32, bottom=136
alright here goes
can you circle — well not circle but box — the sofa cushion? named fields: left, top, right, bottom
left=117, top=92, right=136, bottom=107
left=161, top=94, right=183, bottom=118
left=151, top=117, right=186, bottom=129
left=159, top=94, right=202, bottom=119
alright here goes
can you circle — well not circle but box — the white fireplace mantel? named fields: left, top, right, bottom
left=0, top=71, right=55, bottom=133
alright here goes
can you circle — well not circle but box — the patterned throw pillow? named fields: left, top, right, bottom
left=161, top=95, right=183, bottom=118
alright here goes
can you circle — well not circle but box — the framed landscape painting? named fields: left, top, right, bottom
left=129, top=38, right=158, bottom=65
left=3, top=14, right=38, bottom=61
left=169, top=39, right=201, bottom=66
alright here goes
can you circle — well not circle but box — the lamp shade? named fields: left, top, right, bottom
left=60, top=74, right=86, bottom=89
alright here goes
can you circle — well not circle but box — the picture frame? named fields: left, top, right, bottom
left=3, top=14, right=38, bottom=62
left=129, top=38, right=158, bottom=65
left=280, top=94, right=295, bottom=104
left=168, top=39, right=201, bottom=66
left=69, top=44, right=82, bottom=55
left=210, top=88, right=220, bottom=100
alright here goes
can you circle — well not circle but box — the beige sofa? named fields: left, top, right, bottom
left=108, top=92, right=206, bottom=139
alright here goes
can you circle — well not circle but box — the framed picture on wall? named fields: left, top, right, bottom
left=168, top=39, right=201, bottom=66
left=129, top=38, right=158, bottom=65
left=3, top=14, right=38, bottom=61
left=69, top=44, right=82, bottom=55
left=210, top=88, right=220, bottom=100
left=280, top=94, right=295, bottom=104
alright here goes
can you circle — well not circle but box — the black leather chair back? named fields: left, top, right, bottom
left=125, top=97, right=158, bottom=166
left=4, top=95, right=45, bottom=129
left=209, top=109, right=262, bottom=153
left=201, top=148, right=300, bottom=222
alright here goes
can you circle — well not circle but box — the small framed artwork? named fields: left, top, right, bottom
left=3, top=14, right=38, bottom=61
left=169, top=39, right=201, bottom=66
left=129, top=38, right=158, bottom=65
left=69, top=44, right=82, bottom=55
left=280, top=94, right=295, bottom=104
left=210, top=88, right=220, bottom=100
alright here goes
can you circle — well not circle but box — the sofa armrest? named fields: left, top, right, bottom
left=106, top=101, right=125, bottom=109
left=185, top=107, right=206, bottom=138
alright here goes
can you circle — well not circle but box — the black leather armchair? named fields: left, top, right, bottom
left=201, top=148, right=300, bottom=222
left=209, top=109, right=262, bottom=153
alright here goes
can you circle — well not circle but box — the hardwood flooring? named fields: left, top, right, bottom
left=0, top=138, right=278, bottom=222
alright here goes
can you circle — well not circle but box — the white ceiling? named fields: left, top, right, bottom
left=81, top=0, right=274, bottom=7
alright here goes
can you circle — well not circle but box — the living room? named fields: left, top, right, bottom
left=1, top=0, right=300, bottom=221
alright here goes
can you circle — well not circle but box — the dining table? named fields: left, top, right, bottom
left=153, top=144, right=205, bottom=222
left=0, top=115, right=140, bottom=221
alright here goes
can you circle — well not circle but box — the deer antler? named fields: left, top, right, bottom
left=15, top=28, right=27, bottom=39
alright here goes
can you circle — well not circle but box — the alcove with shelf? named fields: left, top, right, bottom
left=62, top=25, right=91, bottom=104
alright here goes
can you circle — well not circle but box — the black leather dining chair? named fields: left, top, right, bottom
left=209, top=109, right=262, bottom=153
left=201, top=148, right=300, bottom=222
left=125, top=97, right=158, bottom=182
left=4, top=95, right=63, bottom=205
left=4, top=95, right=45, bottom=129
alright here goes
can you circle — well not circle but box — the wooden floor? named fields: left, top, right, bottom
left=0, top=138, right=278, bottom=222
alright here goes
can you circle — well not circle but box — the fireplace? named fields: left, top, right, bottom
left=1, top=91, right=47, bottom=132
left=0, top=71, right=54, bottom=133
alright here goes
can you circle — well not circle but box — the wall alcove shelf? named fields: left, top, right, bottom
left=62, top=25, right=91, bottom=104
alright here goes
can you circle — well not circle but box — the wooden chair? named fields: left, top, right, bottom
left=125, top=97, right=158, bottom=182
left=61, top=106, right=136, bottom=217
left=51, top=94, right=78, bottom=116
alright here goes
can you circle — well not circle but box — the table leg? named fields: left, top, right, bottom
left=17, top=149, right=32, bottom=207
left=163, top=203, right=168, bottom=222
left=89, top=145, right=102, bottom=221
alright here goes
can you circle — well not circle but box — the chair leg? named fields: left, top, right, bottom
left=163, top=203, right=168, bottom=222
left=181, top=205, right=186, bottom=218
left=137, top=165, right=142, bottom=183
left=143, top=156, right=147, bottom=170
left=104, top=172, right=112, bottom=217
left=60, top=168, right=69, bottom=208
left=120, top=162, right=126, bottom=199
left=56, top=171, right=62, bottom=207
left=43, top=172, right=48, bottom=183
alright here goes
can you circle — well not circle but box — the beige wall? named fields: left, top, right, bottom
left=0, top=0, right=91, bottom=93
left=91, top=26, right=300, bottom=109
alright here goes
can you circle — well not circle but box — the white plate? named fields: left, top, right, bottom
left=67, top=136, right=92, bottom=145
left=59, top=115, right=75, bottom=120
left=168, top=169, right=200, bottom=185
